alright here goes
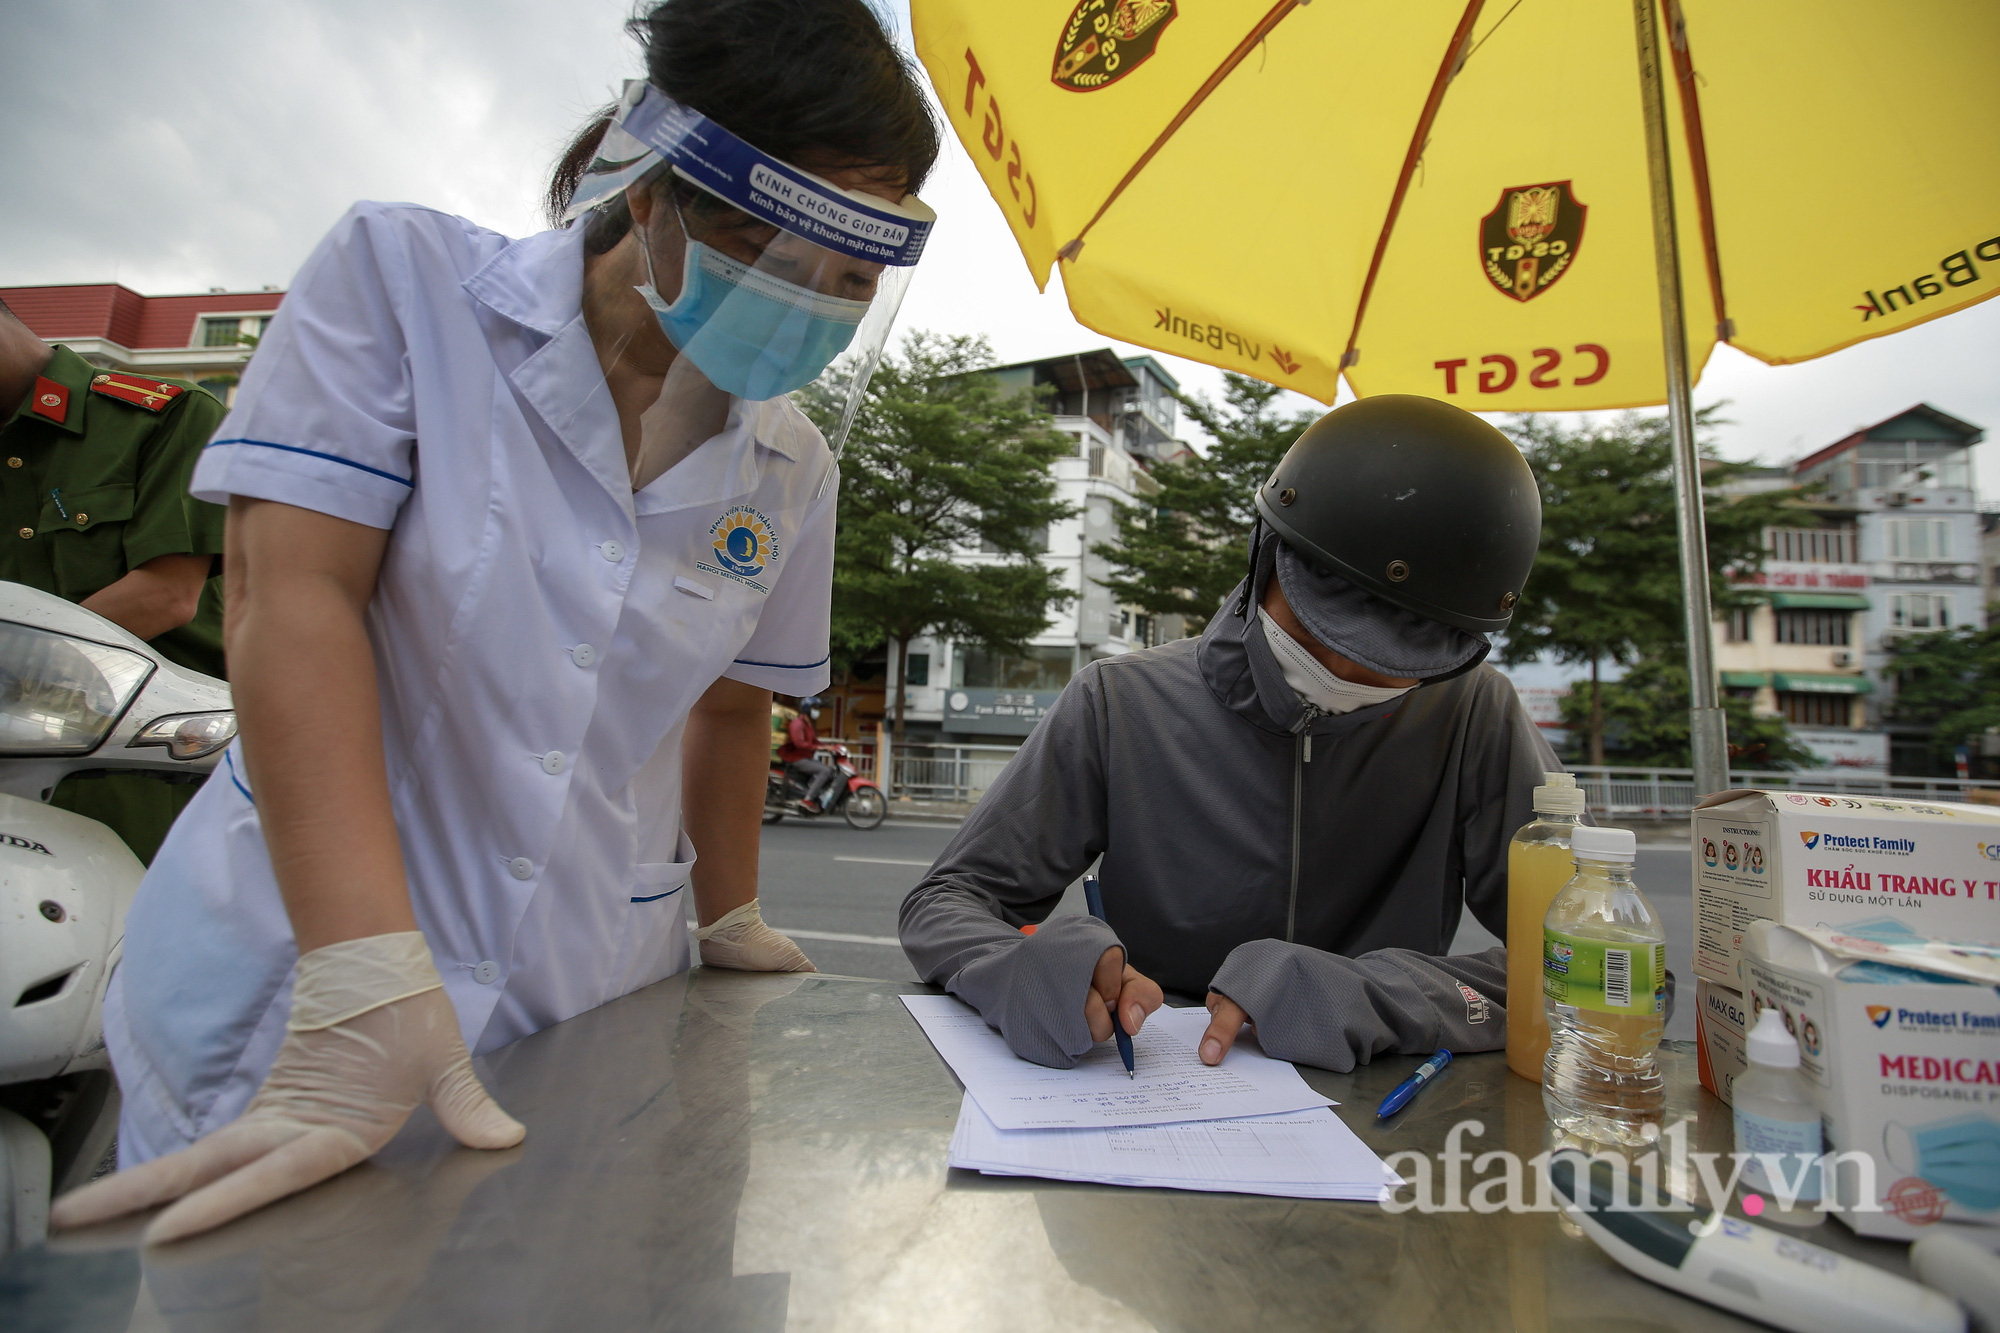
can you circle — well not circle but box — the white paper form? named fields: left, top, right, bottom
left=949, top=1094, right=1402, bottom=1200
left=901, top=995, right=1333, bottom=1130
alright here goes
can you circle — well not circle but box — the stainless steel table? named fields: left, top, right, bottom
left=1, top=969, right=1920, bottom=1331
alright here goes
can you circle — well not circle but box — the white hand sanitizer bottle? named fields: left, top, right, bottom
left=1733, top=1007, right=1825, bottom=1227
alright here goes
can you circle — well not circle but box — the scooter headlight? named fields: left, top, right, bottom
left=128, top=711, right=237, bottom=761
left=0, top=620, right=153, bottom=755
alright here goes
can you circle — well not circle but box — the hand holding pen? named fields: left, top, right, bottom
left=1080, top=874, right=1162, bottom=1075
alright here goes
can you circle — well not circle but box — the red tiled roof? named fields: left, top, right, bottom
left=1792, top=402, right=1984, bottom=474
left=0, top=284, right=284, bottom=351
left=1792, top=429, right=1867, bottom=475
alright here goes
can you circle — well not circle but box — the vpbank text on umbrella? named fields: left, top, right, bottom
left=914, top=0, right=2000, bottom=793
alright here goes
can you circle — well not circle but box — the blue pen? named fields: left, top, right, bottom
left=1376, top=1049, right=1452, bottom=1119
left=1081, top=873, right=1135, bottom=1079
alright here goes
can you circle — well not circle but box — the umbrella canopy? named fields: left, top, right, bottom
left=912, top=0, right=2000, bottom=411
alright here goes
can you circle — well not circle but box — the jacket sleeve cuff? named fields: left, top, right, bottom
left=1209, top=940, right=1508, bottom=1073
left=945, top=914, right=1120, bottom=1069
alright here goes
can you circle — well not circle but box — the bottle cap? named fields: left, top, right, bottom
left=1533, top=771, right=1585, bottom=816
left=1747, top=1006, right=1802, bottom=1069
left=1571, top=826, right=1636, bottom=862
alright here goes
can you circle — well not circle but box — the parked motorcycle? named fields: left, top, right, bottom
left=0, top=584, right=233, bottom=1251
left=764, top=742, right=887, bottom=830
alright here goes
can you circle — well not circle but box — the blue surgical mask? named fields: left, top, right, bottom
left=1892, top=1115, right=2000, bottom=1211
left=636, top=229, right=869, bottom=401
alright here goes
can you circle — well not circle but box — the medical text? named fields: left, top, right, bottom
left=1802, top=865, right=2000, bottom=897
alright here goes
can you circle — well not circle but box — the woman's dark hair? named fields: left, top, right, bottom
left=547, top=0, right=939, bottom=248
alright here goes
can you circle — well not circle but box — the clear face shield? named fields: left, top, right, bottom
left=564, top=81, right=932, bottom=475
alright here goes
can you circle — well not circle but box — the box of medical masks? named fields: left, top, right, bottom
left=1694, top=790, right=2000, bottom=988
left=1695, top=977, right=1750, bottom=1105
left=1744, top=918, right=2000, bottom=1240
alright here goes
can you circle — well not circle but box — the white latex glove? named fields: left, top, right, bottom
left=50, top=931, right=523, bottom=1245
left=694, top=899, right=817, bottom=973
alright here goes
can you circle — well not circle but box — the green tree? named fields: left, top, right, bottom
left=799, top=332, right=1075, bottom=742
left=1556, top=658, right=1815, bottom=770
left=1500, top=408, right=1796, bottom=766
left=1096, top=374, right=1319, bottom=633
left=1885, top=618, right=2000, bottom=762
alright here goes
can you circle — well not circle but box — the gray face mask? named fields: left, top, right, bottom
left=1266, top=536, right=1489, bottom=680
left=1257, top=608, right=1413, bottom=715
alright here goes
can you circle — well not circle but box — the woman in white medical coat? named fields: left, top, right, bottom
left=54, top=0, right=939, bottom=1243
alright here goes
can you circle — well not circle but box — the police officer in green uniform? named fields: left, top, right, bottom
left=0, top=298, right=227, bottom=863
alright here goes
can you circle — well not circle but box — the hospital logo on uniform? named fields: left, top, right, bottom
left=699, top=506, right=779, bottom=593
left=1479, top=181, right=1586, bottom=303
left=1052, top=0, right=1176, bottom=91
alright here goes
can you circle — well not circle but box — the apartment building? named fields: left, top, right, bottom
left=1714, top=505, right=1880, bottom=771
left=880, top=349, right=1191, bottom=742
left=1789, top=405, right=1984, bottom=771
left=1, top=282, right=285, bottom=404
left=1704, top=405, right=1985, bottom=775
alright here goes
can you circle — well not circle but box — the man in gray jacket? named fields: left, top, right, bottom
left=899, top=395, right=1561, bottom=1073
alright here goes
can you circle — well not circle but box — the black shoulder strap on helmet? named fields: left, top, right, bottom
left=1414, top=639, right=1492, bottom=687
left=1234, top=514, right=1264, bottom=619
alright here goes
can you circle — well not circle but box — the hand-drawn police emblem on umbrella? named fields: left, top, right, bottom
left=1479, top=181, right=1588, bottom=303
left=1052, top=0, right=1177, bottom=92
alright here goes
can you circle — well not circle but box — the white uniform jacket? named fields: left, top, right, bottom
left=104, top=202, right=836, bottom=1160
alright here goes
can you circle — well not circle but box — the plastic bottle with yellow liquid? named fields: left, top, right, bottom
left=1505, top=772, right=1584, bottom=1081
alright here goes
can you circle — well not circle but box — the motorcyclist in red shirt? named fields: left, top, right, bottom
left=778, top=696, right=840, bottom=813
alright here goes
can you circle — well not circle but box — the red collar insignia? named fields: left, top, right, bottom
left=29, top=376, right=69, bottom=425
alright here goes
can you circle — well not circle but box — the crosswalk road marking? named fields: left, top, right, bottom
left=771, top=926, right=901, bottom=948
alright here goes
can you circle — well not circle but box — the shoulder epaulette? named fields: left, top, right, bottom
left=89, top=373, right=186, bottom=413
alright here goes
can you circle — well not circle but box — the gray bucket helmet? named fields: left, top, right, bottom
left=1252, top=395, right=1541, bottom=635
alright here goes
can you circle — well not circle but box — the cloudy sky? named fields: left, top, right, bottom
left=8, top=0, right=1997, bottom=480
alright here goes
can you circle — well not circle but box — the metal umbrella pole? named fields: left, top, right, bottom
left=1633, top=0, right=1729, bottom=798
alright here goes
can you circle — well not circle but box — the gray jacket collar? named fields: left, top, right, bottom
left=1197, top=581, right=1410, bottom=739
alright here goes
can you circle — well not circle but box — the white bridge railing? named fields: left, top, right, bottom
left=826, top=740, right=2000, bottom=816
left=821, top=740, right=1022, bottom=804
left=1566, top=766, right=2000, bottom=819
left=889, top=744, right=1023, bottom=803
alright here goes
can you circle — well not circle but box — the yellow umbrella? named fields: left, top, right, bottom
left=914, top=0, right=1996, bottom=407
left=911, top=0, right=2000, bottom=789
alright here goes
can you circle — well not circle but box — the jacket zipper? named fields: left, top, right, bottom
left=1287, top=703, right=1321, bottom=943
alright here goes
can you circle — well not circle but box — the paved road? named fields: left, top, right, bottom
left=756, top=816, right=959, bottom=981
left=757, top=817, right=1696, bottom=1040
left=1445, top=844, right=1696, bottom=1042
